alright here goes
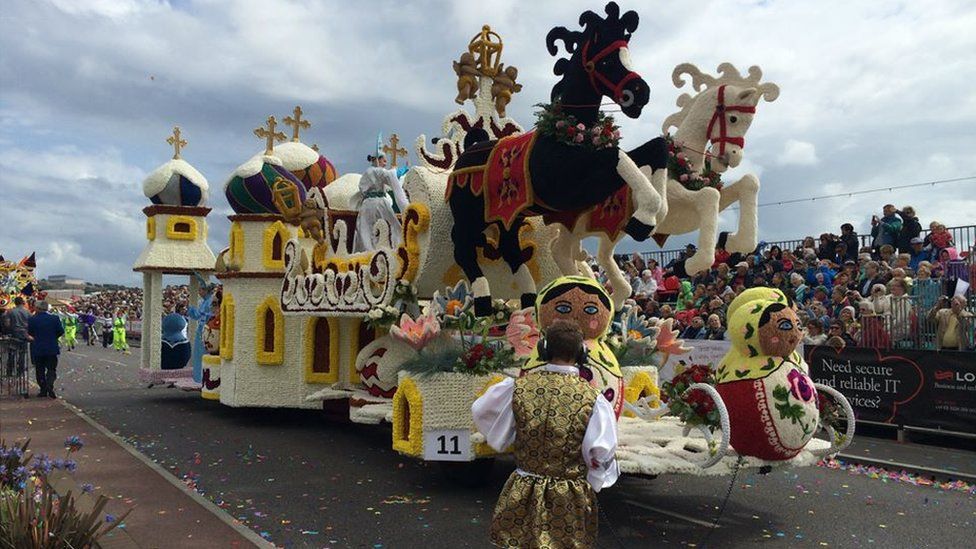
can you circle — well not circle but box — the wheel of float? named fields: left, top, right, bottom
left=438, top=458, right=496, bottom=487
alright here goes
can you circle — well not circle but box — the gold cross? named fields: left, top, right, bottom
left=283, top=105, right=311, bottom=142
left=382, top=133, right=409, bottom=167
left=166, top=126, right=187, bottom=159
left=310, top=144, right=320, bottom=152
left=254, top=116, right=286, bottom=155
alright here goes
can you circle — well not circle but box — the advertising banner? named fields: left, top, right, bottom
left=805, top=346, right=976, bottom=433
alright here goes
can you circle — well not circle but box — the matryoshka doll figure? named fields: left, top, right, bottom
left=714, top=287, right=819, bottom=461
left=523, top=276, right=624, bottom=417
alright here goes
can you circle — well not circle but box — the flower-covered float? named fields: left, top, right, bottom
left=132, top=3, right=853, bottom=480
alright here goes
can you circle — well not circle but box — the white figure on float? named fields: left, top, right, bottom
left=350, top=134, right=409, bottom=252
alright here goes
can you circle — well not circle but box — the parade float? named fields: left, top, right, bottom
left=0, top=253, right=41, bottom=310
left=135, top=2, right=854, bottom=479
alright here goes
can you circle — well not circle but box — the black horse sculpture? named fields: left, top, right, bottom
left=447, top=2, right=668, bottom=316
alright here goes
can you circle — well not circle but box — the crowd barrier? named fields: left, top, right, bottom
left=634, top=224, right=975, bottom=273
left=0, top=337, right=30, bottom=398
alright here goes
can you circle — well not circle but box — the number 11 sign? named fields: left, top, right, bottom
left=423, top=429, right=473, bottom=462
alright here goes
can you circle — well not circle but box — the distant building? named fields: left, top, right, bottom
left=46, top=275, right=86, bottom=287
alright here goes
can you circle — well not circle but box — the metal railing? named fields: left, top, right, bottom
left=635, top=224, right=975, bottom=267
left=1, top=337, right=30, bottom=398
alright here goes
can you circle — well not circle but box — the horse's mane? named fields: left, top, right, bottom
left=662, top=63, right=781, bottom=133
left=545, top=1, right=639, bottom=102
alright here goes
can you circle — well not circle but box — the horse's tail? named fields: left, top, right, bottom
left=463, top=128, right=490, bottom=151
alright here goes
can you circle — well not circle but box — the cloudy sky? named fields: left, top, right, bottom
left=1, top=0, right=974, bottom=285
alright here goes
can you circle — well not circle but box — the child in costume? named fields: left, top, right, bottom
left=63, top=313, right=78, bottom=351
left=112, top=311, right=129, bottom=353
left=350, top=134, right=409, bottom=252
left=473, top=320, right=619, bottom=549
left=187, top=275, right=216, bottom=383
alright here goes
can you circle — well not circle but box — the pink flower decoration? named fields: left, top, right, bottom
left=390, top=313, right=440, bottom=351
left=787, top=369, right=816, bottom=402
left=612, top=130, right=620, bottom=139
left=679, top=174, right=689, bottom=182
left=592, top=136, right=601, bottom=145
left=555, top=120, right=566, bottom=129
left=505, top=308, right=540, bottom=357
left=574, top=133, right=584, bottom=143
left=576, top=123, right=586, bottom=131
left=656, top=318, right=692, bottom=356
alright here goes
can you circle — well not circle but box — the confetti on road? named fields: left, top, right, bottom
left=818, top=459, right=976, bottom=494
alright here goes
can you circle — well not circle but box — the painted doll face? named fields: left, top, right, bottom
left=538, top=286, right=611, bottom=340
left=758, top=306, right=802, bottom=358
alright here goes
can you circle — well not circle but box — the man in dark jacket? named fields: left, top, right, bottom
left=839, top=224, right=859, bottom=262
left=895, top=206, right=921, bottom=254
left=27, top=301, right=64, bottom=398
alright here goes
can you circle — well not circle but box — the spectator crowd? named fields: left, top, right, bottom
left=608, top=204, right=974, bottom=351
left=68, top=285, right=191, bottom=320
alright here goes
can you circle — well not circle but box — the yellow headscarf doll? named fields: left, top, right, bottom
left=714, top=286, right=819, bottom=460
left=523, top=275, right=624, bottom=417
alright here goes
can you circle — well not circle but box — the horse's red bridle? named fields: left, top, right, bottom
left=581, top=40, right=639, bottom=103
left=705, top=84, right=756, bottom=157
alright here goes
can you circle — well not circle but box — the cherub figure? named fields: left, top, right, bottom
left=298, top=198, right=325, bottom=243
left=453, top=52, right=480, bottom=105
left=491, top=64, right=522, bottom=117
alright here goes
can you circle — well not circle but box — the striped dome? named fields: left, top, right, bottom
left=275, top=141, right=339, bottom=191
left=224, top=156, right=307, bottom=215
left=292, top=154, right=338, bottom=191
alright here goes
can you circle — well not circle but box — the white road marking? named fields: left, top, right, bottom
left=623, top=499, right=721, bottom=528
left=98, top=358, right=127, bottom=367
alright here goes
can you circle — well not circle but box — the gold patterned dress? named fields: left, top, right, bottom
left=473, top=367, right=619, bottom=549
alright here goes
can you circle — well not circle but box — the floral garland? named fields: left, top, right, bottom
left=374, top=281, right=540, bottom=377
left=534, top=102, right=621, bottom=149
left=664, top=134, right=723, bottom=191
left=660, top=364, right=721, bottom=431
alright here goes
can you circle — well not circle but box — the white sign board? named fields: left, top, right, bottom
left=423, top=429, right=473, bottom=462
left=659, top=339, right=804, bottom=383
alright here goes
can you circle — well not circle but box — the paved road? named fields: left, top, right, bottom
left=49, top=345, right=974, bottom=548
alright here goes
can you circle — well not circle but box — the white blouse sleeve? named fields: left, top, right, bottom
left=383, top=168, right=410, bottom=212
left=471, top=377, right=516, bottom=452
left=582, top=394, right=620, bottom=492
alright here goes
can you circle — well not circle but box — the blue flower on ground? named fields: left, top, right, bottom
left=81, top=483, right=94, bottom=494
left=105, top=514, right=116, bottom=523
left=64, top=436, right=84, bottom=453
left=52, top=459, right=66, bottom=470
left=32, top=455, right=53, bottom=475
left=64, top=460, right=78, bottom=473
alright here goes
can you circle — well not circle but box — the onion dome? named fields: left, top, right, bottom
left=143, top=159, right=209, bottom=206
left=223, top=154, right=307, bottom=215
left=275, top=141, right=338, bottom=191
left=144, top=127, right=209, bottom=206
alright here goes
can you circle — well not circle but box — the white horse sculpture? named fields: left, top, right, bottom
left=550, top=63, right=780, bottom=308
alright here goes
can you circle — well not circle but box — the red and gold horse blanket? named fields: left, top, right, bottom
left=446, top=131, right=538, bottom=230
left=545, top=185, right=633, bottom=240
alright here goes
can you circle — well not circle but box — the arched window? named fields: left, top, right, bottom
left=229, top=222, right=244, bottom=267
left=219, top=293, right=235, bottom=360
left=255, top=296, right=284, bottom=365
left=352, top=319, right=377, bottom=384
left=304, top=317, right=339, bottom=384
left=263, top=221, right=290, bottom=270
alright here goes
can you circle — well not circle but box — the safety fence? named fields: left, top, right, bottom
left=0, top=337, right=30, bottom=398
left=633, top=224, right=975, bottom=270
